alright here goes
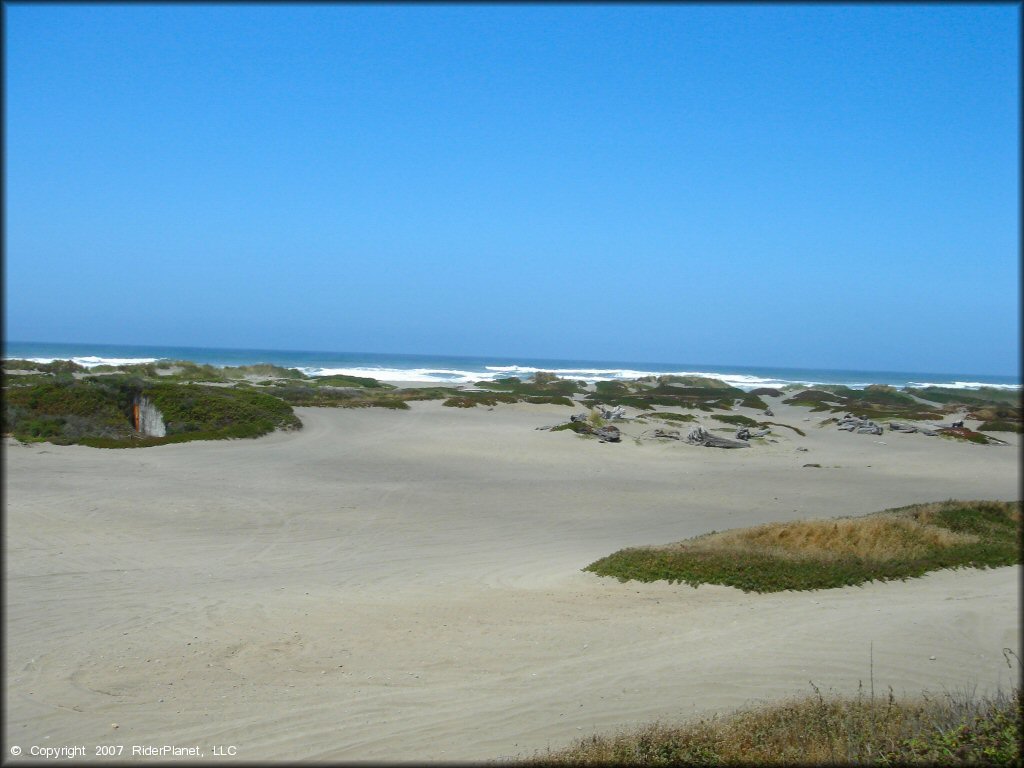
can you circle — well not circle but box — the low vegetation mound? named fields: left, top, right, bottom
left=646, top=411, right=697, bottom=423
left=4, top=358, right=88, bottom=374
left=475, top=371, right=585, bottom=397
left=783, top=386, right=945, bottom=421
left=583, top=376, right=767, bottom=412
left=584, top=500, right=1020, bottom=592
left=3, top=377, right=301, bottom=446
left=270, top=384, right=453, bottom=409
left=749, top=386, right=783, bottom=397
left=441, top=372, right=580, bottom=408
left=523, top=683, right=1021, bottom=765
left=939, top=426, right=1007, bottom=445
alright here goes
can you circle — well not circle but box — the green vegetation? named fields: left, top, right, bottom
left=764, top=422, right=806, bottom=437
left=523, top=683, right=1022, bottom=766
left=646, top=412, right=697, bottom=423
left=443, top=392, right=519, bottom=408
left=584, top=500, right=1020, bottom=593
left=713, top=413, right=760, bottom=427
left=442, top=372, right=581, bottom=408
left=4, top=378, right=135, bottom=440
left=978, top=421, right=1024, bottom=433
left=551, top=420, right=594, bottom=434
left=3, top=358, right=87, bottom=374
left=475, top=371, right=585, bottom=397
left=939, top=427, right=1007, bottom=445
left=270, top=384, right=454, bottom=409
left=308, top=373, right=392, bottom=389
left=584, top=376, right=749, bottom=412
left=3, top=377, right=300, bottom=446
left=783, top=386, right=946, bottom=421
left=910, top=385, right=1022, bottom=407
left=710, top=414, right=805, bottom=436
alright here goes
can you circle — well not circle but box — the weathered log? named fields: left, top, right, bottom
left=593, top=426, right=621, bottom=443
left=686, top=425, right=710, bottom=444
left=735, top=427, right=751, bottom=440
left=888, top=422, right=918, bottom=433
left=651, top=429, right=680, bottom=440
left=597, top=404, right=626, bottom=421
left=686, top=425, right=749, bottom=448
left=763, top=408, right=774, bottom=417
left=703, top=434, right=750, bottom=449
left=857, top=425, right=883, bottom=435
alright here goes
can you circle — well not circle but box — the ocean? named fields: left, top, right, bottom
left=3, top=340, right=1019, bottom=392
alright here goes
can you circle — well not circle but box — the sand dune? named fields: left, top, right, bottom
left=4, top=398, right=1020, bottom=761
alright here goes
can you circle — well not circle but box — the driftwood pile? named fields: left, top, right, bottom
left=686, top=425, right=749, bottom=449
left=596, top=404, right=626, bottom=421
left=840, top=415, right=966, bottom=438
left=836, top=415, right=883, bottom=435
left=735, top=427, right=770, bottom=441
left=887, top=421, right=939, bottom=436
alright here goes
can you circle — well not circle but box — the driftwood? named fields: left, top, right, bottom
left=888, top=422, right=918, bottom=433
left=651, top=429, right=680, bottom=440
left=686, top=425, right=749, bottom=449
left=763, top=408, right=774, bottom=417
left=593, top=426, right=621, bottom=443
left=596, top=404, right=626, bottom=421
left=837, top=415, right=882, bottom=435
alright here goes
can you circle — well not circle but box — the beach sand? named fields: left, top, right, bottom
left=4, top=396, right=1020, bottom=761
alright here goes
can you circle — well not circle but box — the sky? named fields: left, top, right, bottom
left=4, top=4, right=1020, bottom=375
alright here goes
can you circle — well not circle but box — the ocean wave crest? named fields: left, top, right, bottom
left=907, top=380, right=1021, bottom=391
left=21, top=355, right=160, bottom=368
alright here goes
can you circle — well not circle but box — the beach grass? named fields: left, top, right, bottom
left=584, top=500, right=1020, bottom=593
left=522, top=682, right=1022, bottom=765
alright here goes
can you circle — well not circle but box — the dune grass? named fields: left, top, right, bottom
left=522, top=682, right=1022, bottom=765
left=584, top=500, right=1020, bottom=593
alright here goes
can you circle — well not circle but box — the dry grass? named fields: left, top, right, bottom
left=521, top=681, right=1022, bottom=765
left=667, top=514, right=978, bottom=563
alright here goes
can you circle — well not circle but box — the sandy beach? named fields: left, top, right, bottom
left=4, top=395, right=1020, bottom=762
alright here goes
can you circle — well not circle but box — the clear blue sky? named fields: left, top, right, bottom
left=4, top=4, right=1020, bottom=374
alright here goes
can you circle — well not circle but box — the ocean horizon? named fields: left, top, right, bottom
left=5, top=340, right=1019, bottom=392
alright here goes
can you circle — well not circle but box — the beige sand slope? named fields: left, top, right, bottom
left=4, top=398, right=1020, bottom=761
